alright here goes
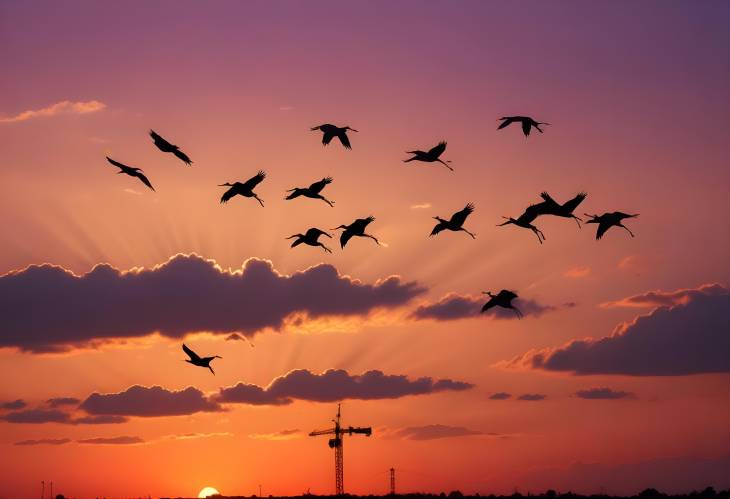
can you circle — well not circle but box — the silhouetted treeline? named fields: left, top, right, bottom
left=162, top=486, right=730, bottom=499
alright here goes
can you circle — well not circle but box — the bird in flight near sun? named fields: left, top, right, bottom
left=403, top=140, right=453, bottom=171
left=497, top=115, right=550, bottom=136
left=219, top=170, right=267, bottom=206
left=430, top=203, right=477, bottom=239
left=182, top=344, right=222, bottom=375
left=149, top=129, right=193, bottom=166
left=311, top=123, right=358, bottom=149
left=105, top=156, right=156, bottom=191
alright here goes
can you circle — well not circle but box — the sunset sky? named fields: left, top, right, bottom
left=1, top=1, right=730, bottom=498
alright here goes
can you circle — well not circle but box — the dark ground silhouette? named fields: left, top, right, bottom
left=161, top=486, right=729, bottom=499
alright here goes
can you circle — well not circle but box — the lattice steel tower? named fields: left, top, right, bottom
left=309, top=404, right=372, bottom=495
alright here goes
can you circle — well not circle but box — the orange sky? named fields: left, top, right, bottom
left=1, top=1, right=730, bottom=498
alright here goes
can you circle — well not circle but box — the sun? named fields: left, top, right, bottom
left=198, top=486, right=220, bottom=498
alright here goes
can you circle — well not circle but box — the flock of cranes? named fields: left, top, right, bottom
left=101, top=117, right=639, bottom=374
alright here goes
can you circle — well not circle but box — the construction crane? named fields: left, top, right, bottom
left=309, top=403, right=372, bottom=495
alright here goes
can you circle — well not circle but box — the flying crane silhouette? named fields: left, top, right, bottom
left=481, top=290, right=522, bottom=318
left=497, top=116, right=550, bottom=137
left=219, top=171, right=266, bottom=206
left=332, top=216, right=380, bottom=248
left=149, top=130, right=192, bottom=166
left=311, top=124, right=358, bottom=149
left=431, top=203, right=476, bottom=239
left=182, top=343, right=221, bottom=375
left=287, top=228, right=333, bottom=253
left=105, top=156, right=155, bottom=191
left=285, top=177, right=335, bottom=207
left=584, top=212, right=639, bottom=240
left=497, top=203, right=547, bottom=244
left=538, top=191, right=587, bottom=227
left=403, top=141, right=453, bottom=171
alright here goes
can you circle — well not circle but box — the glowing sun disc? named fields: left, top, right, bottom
left=199, top=486, right=220, bottom=498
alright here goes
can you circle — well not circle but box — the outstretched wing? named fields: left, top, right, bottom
left=430, top=221, right=446, bottom=237
left=481, top=298, right=496, bottom=313
left=242, top=171, right=266, bottom=190
left=337, top=130, right=352, bottom=149
left=149, top=130, right=172, bottom=149
left=499, top=290, right=518, bottom=301
left=521, top=120, right=532, bottom=136
left=449, top=203, right=474, bottom=226
left=519, top=201, right=548, bottom=222
left=220, top=185, right=237, bottom=203
left=308, top=177, right=332, bottom=193
left=340, top=230, right=354, bottom=248
left=497, top=117, right=515, bottom=130
left=182, top=343, right=201, bottom=362
left=427, top=141, right=446, bottom=157
left=562, top=192, right=587, bottom=213
left=134, top=171, right=155, bottom=191
left=173, top=148, right=192, bottom=166
left=539, top=192, right=560, bottom=207
left=596, top=220, right=611, bottom=240
left=106, top=156, right=130, bottom=171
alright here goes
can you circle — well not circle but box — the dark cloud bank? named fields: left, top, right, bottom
left=0, top=254, right=425, bottom=352
left=575, top=387, right=634, bottom=400
left=508, top=284, right=729, bottom=376
left=216, top=369, right=472, bottom=405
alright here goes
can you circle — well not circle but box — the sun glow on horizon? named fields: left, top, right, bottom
left=198, top=486, right=220, bottom=498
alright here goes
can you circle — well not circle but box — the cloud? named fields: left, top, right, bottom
left=46, top=397, right=81, bottom=408
left=507, top=284, right=730, bottom=376
left=488, top=392, right=512, bottom=400
left=1, top=399, right=26, bottom=410
left=410, top=203, right=432, bottom=209
left=0, top=254, right=426, bottom=352
left=564, top=266, right=591, bottom=278
left=0, top=407, right=129, bottom=425
left=14, top=438, right=71, bottom=446
left=216, top=369, right=473, bottom=405
left=601, top=283, right=726, bottom=308
left=575, top=387, right=635, bottom=400
left=77, top=436, right=144, bottom=445
left=393, top=424, right=483, bottom=440
left=1, top=408, right=73, bottom=424
left=517, top=394, right=547, bottom=401
left=0, top=100, right=106, bottom=123
left=165, top=432, right=233, bottom=441
left=249, top=429, right=302, bottom=441
left=411, top=293, right=558, bottom=321
left=618, top=255, right=648, bottom=274
left=80, top=385, right=222, bottom=417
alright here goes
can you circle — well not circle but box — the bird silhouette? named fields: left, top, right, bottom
left=285, top=177, right=335, bottom=207
left=219, top=171, right=266, bottom=206
left=481, top=290, right=522, bottom=318
left=311, top=124, right=358, bottom=149
left=287, top=228, right=333, bottom=253
left=584, top=212, right=639, bottom=240
left=105, top=156, right=155, bottom=191
left=537, top=191, right=587, bottom=227
left=332, top=216, right=380, bottom=248
left=497, top=203, right=547, bottom=244
left=403, top=141, right=453, bottom=171
left=182, top=343, right=221, bottom=375
left=497, top=116, right=550, bottom=137
left=149, top=130, right=192, bottom=166
left=431, top=203, right=476, bottom=239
